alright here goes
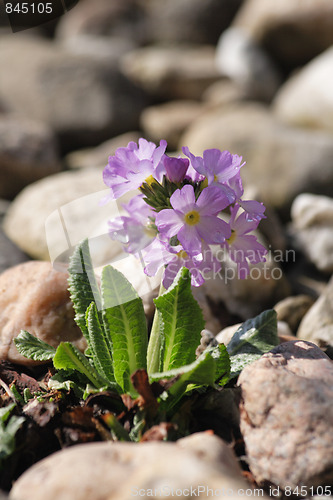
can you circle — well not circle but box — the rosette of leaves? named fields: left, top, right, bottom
left=15, top=240, right=278, bottom=418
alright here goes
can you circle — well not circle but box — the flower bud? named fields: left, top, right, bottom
left=163, top=156, right=189, bottom=183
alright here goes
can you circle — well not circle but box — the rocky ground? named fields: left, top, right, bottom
left=1, top=0, right=333, bottom=498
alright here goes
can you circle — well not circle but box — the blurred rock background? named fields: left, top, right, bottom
left=1, top=0, right=333, bottom=350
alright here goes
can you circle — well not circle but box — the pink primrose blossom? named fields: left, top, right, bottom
left=155, top=184, right=231, bottom=255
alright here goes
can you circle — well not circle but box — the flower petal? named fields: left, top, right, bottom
left=197, top=216, right=231, bottom=243
left=155, top=209, right=184, bottom=238
left=196, top=186, right=230, bottom=215
left=170, top=184, right=196, bottom=212
left=177, top=225, right=202, bottom=255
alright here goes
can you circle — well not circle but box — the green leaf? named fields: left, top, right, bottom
left=150, top=344, right=230, bottom=410
left=0, top=403, right=25, bottom=467
left=53, top=342, right=108, bottom=390
left=0, top=403, right=16, bottom=423
left=68, top=239, right=102, bottom=339
left=101, top=265, right=148, bottom=395
left=85, top=302, right=115, bottom=384
left=227, top=309, right=279, bottom=379
left=14, top=331, right=56, bottom=361
left=103, top=413, right=131, bottom=442
left=154, top=267, right=204, bottom=372
left=213, top=343, right=231, bottom=386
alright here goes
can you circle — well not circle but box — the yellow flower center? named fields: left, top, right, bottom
left=227, top=230, right=237, bottom=245
left=202, top=177, right=208, bottom=189
left=184, top=210, right=200, bottom=226
left=177, top=250, right=188, bottom=259
left=202, top=175, right=217, bottom=189
left=144, top=175, right=156, bottom=187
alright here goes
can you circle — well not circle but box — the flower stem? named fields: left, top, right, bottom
left=147, top=282, right=166, bottom=375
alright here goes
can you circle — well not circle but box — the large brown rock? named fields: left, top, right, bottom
left=238, top=341, right=333, bottom=489
left=0, top=261, right=85, bottom=365
left=10, top=432, right=257, bottom=500
left=233, top=0, right=333, bottom=69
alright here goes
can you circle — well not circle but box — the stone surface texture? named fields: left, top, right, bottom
left=121, top=45, right=220, bottom=100
left=274, top=295, right=315, bottom=334
left=180, top=103, right=333, bottom=214
left=10, top=432, right=256, bottom=500
left=0, top=114, right=60, bottom=199
left=238, top=340, right=333, bottom=489
left=145, top=0, right=243, bottom=45
left=0, top=261, right=85, bottom=365
left=0, top=36, right=145, bottom=151
left=297, top=275, right=333, bottom=348
left=198, top=249, right=290, bottom=320
left=215, top=27, right=281, bottom=101
left=2, top=168, right=129, bottom=267
left=233, top=0, right=333, bottom=68
left=290, top=194, right=333, bottom=273
left=273, top=47, right=333, bottom=134
left=140, top=100, right=204, bottom=151
left=0, top=229, right=30, bottom=275
left=65, top=132, right=141, bottom=170
left=56, top=0, right=146, bottom=45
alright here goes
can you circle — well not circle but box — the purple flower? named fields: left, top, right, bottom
left=108, top=195, right=157, bottom=253
left=155, top=184, right=231, bottom=255
left=223, top=204, right=267, bottom=279
left=183, top=147, right=245, bottom=203
left=159, top=156, right=189, bottom=184
left=102, top=138, right=167, bottom=202
left=142, top=239, right=220, bottom=288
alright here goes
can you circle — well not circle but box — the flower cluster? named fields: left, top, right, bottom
left=103, top=138, right=267, bottom=288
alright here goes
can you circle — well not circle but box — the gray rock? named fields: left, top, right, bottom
left=145, top=0, right=243, bottom=45
left=56, top=0, right=146, bottom=45
left=59, top=34, right=137, bottom=63
left=180, top=103, right=333, bottom=214
left=274, top=295, right=315, bottom=334
left=65, top=132, right=141, bottom=170
left=121, top=45, right=220, bottom=100
left=215, top=28, right=281, bottom=101
left=273, top=47, right=333, bottom=134
left=2, top=168, right=129, bottom=268
left=140, top=101, right=204, bottom=151
left=0, top=228, right=30, bottom=275
left=290, top=194, right=333, bottom=273
left=233, top=0, right=333, bottom=69
left=0, top=36, right=145, bottom=151
left=0, top=261, right=86, bottom=365
left=198, top=248, right=290, bottom=320
left=203, top=79, right=248, bottom=107
left=238, top=340, right=333, bottom=489
left=297, top=275, right=333, bottom=348
left=10, top=433, right=256, bottom=500
left=0, top=114, right=60, bottom=199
